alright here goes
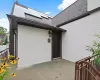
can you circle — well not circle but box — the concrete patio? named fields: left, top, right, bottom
left=9, top=59, right=75, bottom=80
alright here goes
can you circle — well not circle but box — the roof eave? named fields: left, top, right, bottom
left=7, top=14, right=66, bottom=32
left=57, top=6, right=100, bottom=27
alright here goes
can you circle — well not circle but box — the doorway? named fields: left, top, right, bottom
left=52, top=31, right=62, bottom=59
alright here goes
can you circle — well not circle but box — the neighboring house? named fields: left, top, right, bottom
left=7, top=0, right=100, bottom=69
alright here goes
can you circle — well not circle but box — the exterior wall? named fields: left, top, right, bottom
left=61, top=11, right=100, bottom=62
left=18, top=24, right=51, bottom=69
left=52, top=0, right=87, bottom=26
left=13, top=4, right=27, bottom=17
left=12, top=4, right=52, bottom=25
left=87, top=0, right=100, bottom=11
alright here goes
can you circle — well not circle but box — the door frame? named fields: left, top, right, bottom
left=51, top=31, right=62, bottom=60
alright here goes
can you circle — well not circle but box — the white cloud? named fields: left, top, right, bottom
left=0, top=18, right=9, bottom=32
left=45, top=12, right=51, bottom=15
left=58, top=0, right=77, bottom=10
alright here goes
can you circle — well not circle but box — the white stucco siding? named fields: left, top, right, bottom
left=13, top=5, right=28, bottom=17
left=87, top=0, right=100, bottom=11
left=13, top=4, right=52, bottom=19
left=18, top=25, right=51, bottom=69
left=61, top=11, right=100, bottom=62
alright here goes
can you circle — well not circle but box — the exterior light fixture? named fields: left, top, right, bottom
left=48, top=31, right=52, bottom=37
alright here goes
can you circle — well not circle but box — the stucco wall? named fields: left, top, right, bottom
left=87, top=0, right=100, bottom=11
left=18, top=25, right=51, bottom=69
left=61, top=11, right=100, bottom=62
left=13, top=4, right=27, bottom=17
left=13, top=4, right=52, bottom=25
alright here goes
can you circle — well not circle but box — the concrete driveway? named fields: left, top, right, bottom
left=9, top=59, right=75, bottom=80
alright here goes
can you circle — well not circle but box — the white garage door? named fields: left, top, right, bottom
left=18, top=24, right=51, bottom=69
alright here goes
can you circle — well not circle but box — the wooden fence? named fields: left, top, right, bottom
left=75, top=54, right=100, bottom=80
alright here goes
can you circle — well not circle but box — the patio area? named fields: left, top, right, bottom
left=9, top=59, right=75, bottom=80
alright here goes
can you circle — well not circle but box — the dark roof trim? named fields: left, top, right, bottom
left=89, top=6, right=100, bottom=14
left=25, top=13, right=51, bottom=20
left=57, top=7, right=100, bottom=27
left=25, top=13, right=42, bottom=19
left=7, top=15, right=66, bottom=32
left=41, top=16, right=50, bottom=19
left=57, top=12, right=90, bottom=27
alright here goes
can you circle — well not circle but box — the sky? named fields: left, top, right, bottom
left=0, top=0, right=77, bottom=31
